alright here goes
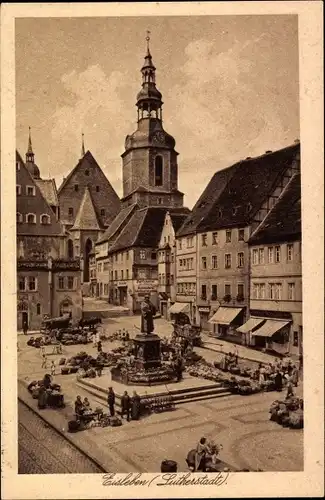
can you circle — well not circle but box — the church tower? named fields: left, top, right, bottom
left=121, top=34, right=184, bottom=209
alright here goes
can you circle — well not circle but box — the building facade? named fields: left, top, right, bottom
left=245, top=173, right=302, bottom=357
left=16, top=140, right=82, bottom=330
left=175, top=141, right=301, bottom=340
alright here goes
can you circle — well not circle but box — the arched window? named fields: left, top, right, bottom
left=40, top=214, right=51, bottom=225
left=36, top=303, right=41, bottom=315
left=154, top=156, right=163, bottom=186
left=26, top=213, right=36, bottom=224
left=16, top=212, right=23, bottom=224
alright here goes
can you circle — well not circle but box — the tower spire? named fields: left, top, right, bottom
left=26, top=126, right=35, bottom=163
left=81, top=132, right=85, bottom=158
left=146, top=30, right=151, bottom=54
left=136, top=32, right=163, bottom=122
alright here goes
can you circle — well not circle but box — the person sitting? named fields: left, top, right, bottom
left=83, top=397, right=91, bottom=410
left=74, top=395, right=85, bottom=418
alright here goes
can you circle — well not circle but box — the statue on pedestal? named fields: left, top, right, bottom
left=140, top=295, right=156, bottom=335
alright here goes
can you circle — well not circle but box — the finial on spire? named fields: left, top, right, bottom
left=81, top=132, right=85, bottom=157
left=27, top=126, right=33, bottom=154
left=146, top=30, right=151, bottom=54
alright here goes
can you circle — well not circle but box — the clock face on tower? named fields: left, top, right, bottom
left=153, top=131, right=165, bottom=144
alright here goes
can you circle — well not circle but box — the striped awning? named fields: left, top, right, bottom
left=236, top=317, right=264, bottom=334
left=208, top=307, right=243, bottom=325
left=168, top=302, right=190, bottom=314
left=252, top=320, right=290, bottom=338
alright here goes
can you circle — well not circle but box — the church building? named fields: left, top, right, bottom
left=95, top=36, right=190, bottom=312
left=57, top=135, right=121, bottom=289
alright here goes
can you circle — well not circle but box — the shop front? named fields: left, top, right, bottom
left=208, top=306, right=245, bottom=343
left=198, top=306, right=211, bottom=331
left=236, top=317, right=265, bottom=346
left=250, top=319, right=291, bottom=354
left=117, top=281, right=128, bottom=306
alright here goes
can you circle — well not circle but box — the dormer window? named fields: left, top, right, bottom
left=16, top=212, right=23, bottom=224
left=85, top=169, right=89, bottom=176
left=26, top=213, right=36, bottom=224
left=68, top=207, right=74, bottom=216
left=100, top=209, right=105, bottom=216
left=154, top=156, right=163, bottom=186
left=40, top=214, right=51, bottom=225
left=96, top=186, right=100, bottom=192
left=16, top=185, right=21, bottom=196
left=74, top=184, right=79, bottom=192
left=26, top=185, right=36, bottom=196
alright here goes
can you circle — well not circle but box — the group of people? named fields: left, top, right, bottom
left=74, top=395, right=92, bottom=418
left=107, top=387, right=141, bottom=421
left=220, top=351, right=239, bottom=370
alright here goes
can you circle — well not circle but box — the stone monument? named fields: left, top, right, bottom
left=134, top=295, right=162, bottom=370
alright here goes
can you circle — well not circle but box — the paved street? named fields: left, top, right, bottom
left=18, top=400, right=103, bottom=474
left=18, top=314, right=303, bottom=474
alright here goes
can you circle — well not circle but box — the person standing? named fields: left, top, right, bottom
left=107, top=387, right=115, bottom=417
left=50, top=360, right=55, bottom=376
left=41, top=353, right=47, bottom=369
left=131, top=391, right=141, bottom=420
left=121, top=390, right=131, bottom=422
left=23, top=321, right=28, bottom=335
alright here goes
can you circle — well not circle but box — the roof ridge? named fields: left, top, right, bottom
left=130, top=207, right=148, bottom=246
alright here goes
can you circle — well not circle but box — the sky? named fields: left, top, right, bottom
left=16, top=15, right=299, bottom=208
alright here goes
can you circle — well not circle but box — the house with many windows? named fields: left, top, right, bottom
left=16, top=142, right=82, bottom=330
left=244, top=173, right=302, bottom=357
left=176, top=141, right=300, bottom=338
left=157, top=210, right=189, bottom=319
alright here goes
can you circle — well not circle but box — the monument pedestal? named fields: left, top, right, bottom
left=134, top=333, right=161, bottom=370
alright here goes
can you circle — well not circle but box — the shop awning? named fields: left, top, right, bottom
left=208, top=307, right=243, bottom=325
left=252, top=320, right=290, bottom=338
left=168, top=302, right=190, bottom=314
left=236, top=317, right=264, bottom=334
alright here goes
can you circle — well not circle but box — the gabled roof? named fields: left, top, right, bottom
left=96, top=203, right=138, bottom=244
left=177, top=142, right=300, bottom=237
left=70, top=186, right=101, bottom=231
left=249, top=174, right=301, bottom=245
left=16, top=150, right=63, bottom=236
left=35, top=178, right=59, bottom=206
left=169, top=211, right=191, bottom=232
left=108, top=206, right=190, bottom=253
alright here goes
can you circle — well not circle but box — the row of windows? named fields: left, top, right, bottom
left=110, top=270, right=130, bottom=281
left=17, top=213, right=51, bottom=225
left=19, top=276, right=37, bottom=291
left=68, top=207, right=106, bottom=217
left=158, top=274, right=174, bottom=285
left=200, top=283, right=245, bottom=300
left=176, top=282, right=196, bottom=295
left=252, top=244, right=294, bottom=265
left=252, top=282, right=296, bottom=301
left=176, top=283, right=245, bottom=300
left=97, top=262, right=110, bottom=272
left=17, top=185, right=36, bottom=196
left=179, top=258, right=194, bottom=270
left=158, top=250, right=173, bottom=263
left=178, top=229, right=245, bottom=250
left=58, top=276, right=75, bottom=290
left=200, top=252, right=245, bottom=270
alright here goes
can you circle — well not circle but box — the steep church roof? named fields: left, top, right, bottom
left=97, top=203, right=138, bottom=244
left=70, top=186, right=101, bottom=231
left=58, top=150, right=121, bottom=228
left=16, top=150, right=63, bottom=236
left=249, top=174, right=301, bottom=245
left=35, top=178, right=59, bottom=206
left=177, top=142, right=300, bottom=236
